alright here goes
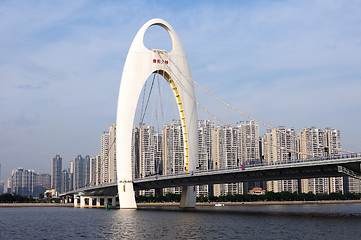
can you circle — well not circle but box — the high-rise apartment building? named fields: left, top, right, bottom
left=127, top=120, right=350, bottom=197
left=109, top=123, right=117, bottom=183
left=238, top=121, right=260, bottom=165
left=0, top=180, right=4, bottom=194
left=51, top=154, right=62, bottom=194
left=132, top=126, right=140, bottom=180
left=84, top=155, right=91, bottom=187
left=154, top=133, right=163, bottom=176
left=325, top=128, right=344, bottom=193
left=197, top=120, right=215, bottom=196
left=162, top=120, right=185, bottom=194
left=344, top=177, right=361, bottom=193
left=298, top=127, right=344, bottom=194
left=138, top=125, right=156, bottom=196
left=34, top=173, right=51, bottom=197
left=95, top=154, right=102, bottom=185
left=69, top=160, right=74, bottom=191
left=213, top=125, right=241, bottom=196
left=73, top=155, right=85, bottom=190
left=262, top=127, right=299, bottom=193
left=101, top=131, right=110, bottom=183
left=90, top=156, right=97, bottom=186
left=10, top=169, right=51, bottom=197
left=238, top=121, right=264, bottom=193
left=62, top=169, right=70, bottom=193
left=7, top=178, right=12, bottom=193
left=139, top=125, right=156, bottom=178
left=10, top=168, right=35, bottom=197
left=130, top=125, right=163, bottom=196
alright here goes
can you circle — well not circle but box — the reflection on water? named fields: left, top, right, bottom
left=1, top=204, right=361, bottom=239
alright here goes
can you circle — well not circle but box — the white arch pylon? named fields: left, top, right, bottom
left=116, top=18, right=199, bottom=209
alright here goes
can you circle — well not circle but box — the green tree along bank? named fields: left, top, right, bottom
left=0, top=193, right=60, bottom=203
left=2, top=191, right=361, bottom=203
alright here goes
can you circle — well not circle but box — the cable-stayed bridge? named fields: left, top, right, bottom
left=60, top=19, right=361, bottom=209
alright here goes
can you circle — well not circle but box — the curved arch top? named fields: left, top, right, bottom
left=116, top=19, right=198, bottom=209
left=127, top=18, right=186, bottom=56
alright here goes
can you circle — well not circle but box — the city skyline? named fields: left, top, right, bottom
left=5, top=121, right=355, bottom=196
left=1, top=121, right=347, bottom=187
left=1, top=1, right=361, bottom=180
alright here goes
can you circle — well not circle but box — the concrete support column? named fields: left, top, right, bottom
left=180, top=185, right=196, bottom=208
left=89, top=197, right=93, bottom=207
left=80, top=196, right=85, bottom=208
left=74, top=195, right=80, bottom=207
left=104, top=197, right=108, bottom=206
left=112, top=196, right=117, bottom=206
left=96, top=197, right=101, bottom=207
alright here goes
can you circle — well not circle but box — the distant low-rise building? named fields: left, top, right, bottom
left=248, top=187, right=266, bottom=195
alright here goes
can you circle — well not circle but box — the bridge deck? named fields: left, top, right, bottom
left=134, top=157, right=361, bottom=190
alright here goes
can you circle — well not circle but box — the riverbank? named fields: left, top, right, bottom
left=0, top=203, right=73, bottom=207
left=138, top=199, right=361, bottom=207
left=2, top=199, right=361, bottom=207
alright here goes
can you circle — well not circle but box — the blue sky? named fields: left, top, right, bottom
left=1, top=0, right=361, bottom=181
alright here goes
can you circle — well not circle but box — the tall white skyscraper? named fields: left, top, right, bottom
left=61, top=170, right=69, bottom=193
left=11, top=168, right=35, bottom=197
left=73, top=155, right=85, bottom=190
left=154, top=133, right=163, bottom=176
left=298, top=127, right=343, bottom=194
left=90, top=156, right=97, bottom=186
left=212, top=125, right=241, bottom=196
left=197, top=120, right=215, bottom=196
left=131, top=125, right=163, bottom=196
left=109, top=123, right=117, bottom=183
left=139, top=125, right=156, bottom=196
left=238, top=121, right=262, bottom=193
left=325, top=128, right=344, bottom=193
left=262, top=127, right=299, bottom=193
left=84, top=155, right=90, bottom=187
left=162, top=120, right=185, bottom=194
left=132, top=126, right=140, bottom=180
left=101, top=131, right=110, bottom=183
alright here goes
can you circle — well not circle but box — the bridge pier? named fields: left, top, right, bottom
left=74, top=195, right=117, bottom=208
left=64, top=195, right=73, bottom=203
left=74, top=195, right=80, bottom=207
left=180, top=186, right=196, bottom=208
left=95, top=197, right=101, bottom=207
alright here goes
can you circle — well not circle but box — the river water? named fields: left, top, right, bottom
left=1, top=203, right=361, bottom=239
